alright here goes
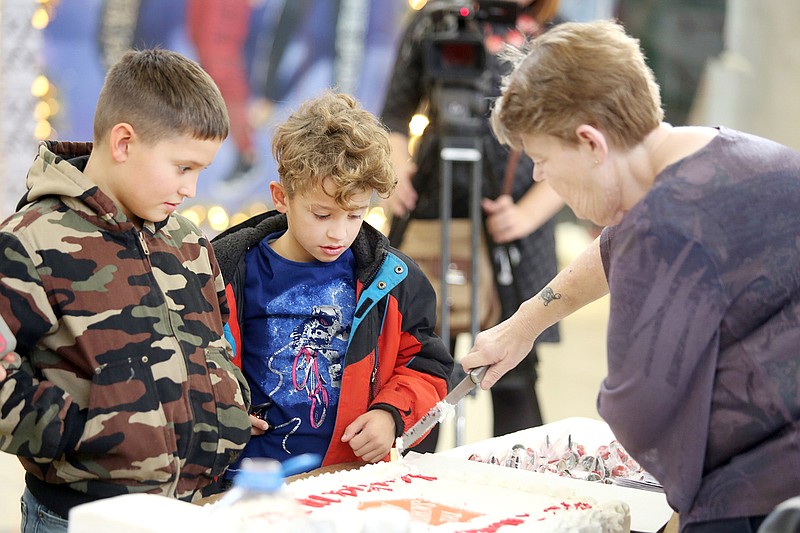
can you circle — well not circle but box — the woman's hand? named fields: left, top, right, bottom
left=462, top=312, right=539, bottom=390
left=385, top=162, right=418, bottom=217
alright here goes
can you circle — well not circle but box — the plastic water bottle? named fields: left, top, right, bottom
left=211, top=454, right=320, bottom=533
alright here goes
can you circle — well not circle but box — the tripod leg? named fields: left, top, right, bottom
left=440, top=138, right=483, bottom=448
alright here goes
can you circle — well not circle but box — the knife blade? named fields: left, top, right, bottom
left=397, top=366, right=487, bottom=455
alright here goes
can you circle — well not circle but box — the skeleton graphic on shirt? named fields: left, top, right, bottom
left=266, top=304, right=346, bottom=447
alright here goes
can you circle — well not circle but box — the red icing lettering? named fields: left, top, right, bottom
left=297, top=494, right=342, bottom=508
left=367, top=481, right=394, bottom=492
left=542, top=502, right=593, bottom=514
left=330, top=485, right=365, bottom=497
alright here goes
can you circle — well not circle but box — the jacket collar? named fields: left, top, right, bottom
left=212, top=210, right=391, bottom=285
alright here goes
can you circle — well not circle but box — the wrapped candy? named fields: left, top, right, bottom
left=466, top=432, right=654, bottom=486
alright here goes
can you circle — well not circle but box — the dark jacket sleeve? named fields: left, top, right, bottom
left=394, top=251, right=453, bottom=382
left=380, top=10, right=428, bottom=134
left=370, top=249, right=453, bottom=436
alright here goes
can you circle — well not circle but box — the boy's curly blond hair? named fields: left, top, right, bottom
left=272, top=91, right=396, bottom=209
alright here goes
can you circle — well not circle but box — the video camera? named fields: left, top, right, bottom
left=421, top=0, right=520, bottom=134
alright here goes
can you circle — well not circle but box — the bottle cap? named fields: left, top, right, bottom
left=233, top=458, right=283, bottom=493
left=280, top=453, right=322, bottom=477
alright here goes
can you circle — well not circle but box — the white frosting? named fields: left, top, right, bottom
left=285, top=460, right=631, bottom=532
left=68, top=494, right=208, bottom=533
left=437, top=400, right=456, bottom=423
left=68, top=459, right=631, bottom=533
left=396, top=401, right=456, bottom=456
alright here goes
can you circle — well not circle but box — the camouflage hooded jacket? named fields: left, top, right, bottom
left=0, top=142, right=251, bottom=513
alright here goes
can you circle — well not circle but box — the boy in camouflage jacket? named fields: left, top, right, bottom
left=0, top=49, right=251, bottom=532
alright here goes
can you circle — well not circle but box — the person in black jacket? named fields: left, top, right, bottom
left=380, top=0, right=565, bottom=448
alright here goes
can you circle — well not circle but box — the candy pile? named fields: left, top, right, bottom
left=466, top=433, right=657, bottom=486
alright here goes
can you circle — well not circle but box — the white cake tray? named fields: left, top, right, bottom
left=430, top=416, right=674, bottom=533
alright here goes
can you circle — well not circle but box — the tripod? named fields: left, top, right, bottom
left=438, top=135, right=483, bottom=448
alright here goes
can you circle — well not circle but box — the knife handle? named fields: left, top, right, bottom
left=468, top=366, right=488, bottom=385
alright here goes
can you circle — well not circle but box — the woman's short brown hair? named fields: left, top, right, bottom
left=491, top=19, right=664, bottom=151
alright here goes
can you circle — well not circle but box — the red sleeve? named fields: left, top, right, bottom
left=224, top=284, right=242, bottom=369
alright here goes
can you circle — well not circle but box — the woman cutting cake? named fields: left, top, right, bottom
left=461, top=19, right=800, bottom=533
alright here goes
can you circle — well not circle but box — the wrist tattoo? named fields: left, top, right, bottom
left=539, top=286, right=562, bottom=307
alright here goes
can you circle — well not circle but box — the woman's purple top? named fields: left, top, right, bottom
left=599, top=127, right=800, bottom=527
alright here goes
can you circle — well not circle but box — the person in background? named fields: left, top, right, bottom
left=211, top=91, right=452, bottom=479
left=0, top=49, right=251, bottom=533
left=462, top=19, right=800, bottom=532
left=380, top=0, right=566, bottom=450
left=186, top=0, right=258, bottom=183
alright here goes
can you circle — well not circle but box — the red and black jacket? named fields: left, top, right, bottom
left=211, top=211, right=452, bottom=465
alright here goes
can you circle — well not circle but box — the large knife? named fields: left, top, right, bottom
left=397, top=366, right=487, bottom=455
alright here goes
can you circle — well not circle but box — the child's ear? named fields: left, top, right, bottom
left=270, top=181, right=289, bottom=213
left=108, top=123, right=135, bottom=162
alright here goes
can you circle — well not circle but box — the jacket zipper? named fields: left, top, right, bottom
left=137, top=230, right=150, bottom=257
left=359, top=251, right=387, bottom=405
left=137, top=228, right=188, bottom=479
left=369, top=350, right=379, bottom=404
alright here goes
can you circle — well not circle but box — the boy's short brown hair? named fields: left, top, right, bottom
left=272, top=91, right=396, bottom=209
left=491, top=20, right=664, bottom=151
left=93, top=48, right=229, bottom=144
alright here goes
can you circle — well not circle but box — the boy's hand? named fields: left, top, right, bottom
left=0, top=352, right=18, bottom=382
left=341, top=410, right=396, bottom=463
left=249, top=414, right=270, bottom=436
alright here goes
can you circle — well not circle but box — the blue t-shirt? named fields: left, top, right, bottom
left=236, top=231, right=356, bottom=468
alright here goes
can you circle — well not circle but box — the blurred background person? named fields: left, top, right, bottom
left=187, top=0, right=259, bottom=183
left=614, top=0, right=726, bottom=126
left=380, top=0, right=566, bottom=452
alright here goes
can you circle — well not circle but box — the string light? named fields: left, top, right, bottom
left=207, top=206, right=230, bottom=232
left=31, top=7, right=50, bottom=30
left=180, top=207, right=203, bottom=227
left=31, top=3, right=59, bottom=141
left=229, top=212, right=251, bottom=227
left=247, top=201, right=271, bottom=216
left=31, top=75, right=50, bottom=98
left=365, top=206, right=388, bottom=233
left=409, top=113, right=429, bottom=137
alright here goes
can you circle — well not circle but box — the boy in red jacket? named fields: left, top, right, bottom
left=211, top=91, right=452, bottom=477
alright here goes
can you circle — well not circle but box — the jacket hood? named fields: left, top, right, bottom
left=212, top=210, right=392, bottom=285
left=22, top=142, right=95, bottom=205
left=19, top=141, right=161, bottom=232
